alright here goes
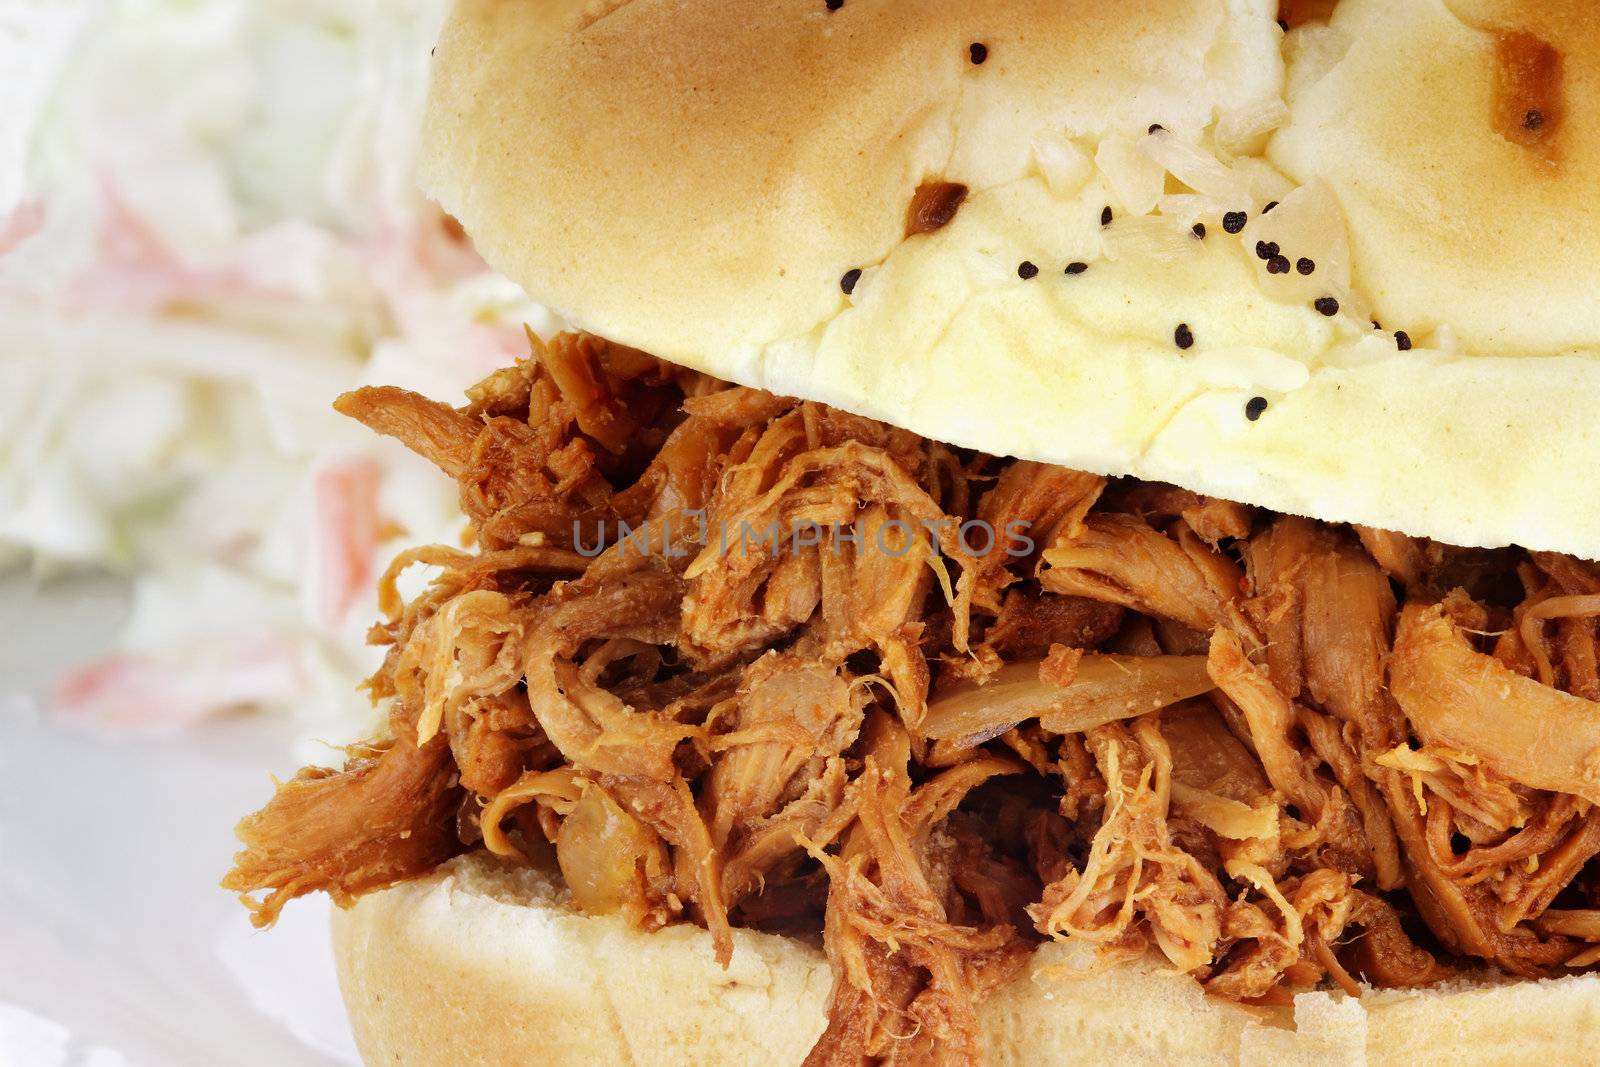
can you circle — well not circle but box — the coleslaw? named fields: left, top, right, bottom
left=0, top=0, right=555, bottom=744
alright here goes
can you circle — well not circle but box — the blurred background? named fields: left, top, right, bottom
left=0, top=2, right=551, bottom=1062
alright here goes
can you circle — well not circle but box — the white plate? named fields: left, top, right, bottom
left=0, top=571, right=360, bottom=1067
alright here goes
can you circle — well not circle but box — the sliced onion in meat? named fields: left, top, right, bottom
left=1519, top=594, right=1600, bottom=687
left=921, top=654, right=1213, bottom=744
left=1392, top=603, right=1600, bottom=805
left=1534, top=909, right=1600, bottom=940
left=556, top=784, right=667, bottom=916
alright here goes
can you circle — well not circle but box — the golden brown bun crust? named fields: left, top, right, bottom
left=333, top=853, right=1600, bottom=1066
left=420, top=0, right=1600, bottom=559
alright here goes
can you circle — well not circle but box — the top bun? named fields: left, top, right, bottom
left=419, top=0, right=1600, bottom=558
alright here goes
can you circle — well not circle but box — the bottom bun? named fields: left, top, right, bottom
left=331, top=852, right=1600, bottom=1066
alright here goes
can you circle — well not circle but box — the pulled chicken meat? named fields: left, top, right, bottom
left=226, top=332, right=1600, bottom=1061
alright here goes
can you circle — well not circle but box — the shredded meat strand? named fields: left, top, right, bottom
left=224, top=332, right=1600, bottom=1063
left=223, top=705, right=463, bottom=926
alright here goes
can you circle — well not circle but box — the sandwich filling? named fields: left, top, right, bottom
left=227, top=332, right=1600, bottom=1064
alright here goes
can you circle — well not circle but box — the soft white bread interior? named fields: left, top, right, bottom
left=332, top=852, right=1600, bottom=1067
left=419, top=0, right=1600, bottom=559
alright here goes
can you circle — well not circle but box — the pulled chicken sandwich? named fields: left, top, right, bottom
left=225, top=0, right=1600, bottom=1062
left=227, top=332, right=1600, bottom=1063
